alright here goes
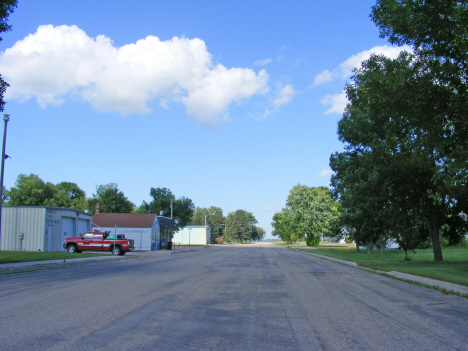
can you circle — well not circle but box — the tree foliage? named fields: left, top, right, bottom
left=327, top=1, right=468, bottom=261
left=226, top=210, right=257, bottom=242
left=272, top=185, right=340, bottom=245
left=0, top=0, right=17, bottom=112
left=6, top=174, right=87, bottom=211
left=87, top=183, right=134, bottom=213
left=137, top=187, right=195, bottom=227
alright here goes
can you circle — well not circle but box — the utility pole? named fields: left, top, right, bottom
left=0, top=114, right=10, bottom=250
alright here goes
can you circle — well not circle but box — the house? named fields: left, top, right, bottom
left=172, top=225, right=210, bottom=245
left=92, top=212, right=179, bottom=250
left=0, top=206, right=93, bottom=252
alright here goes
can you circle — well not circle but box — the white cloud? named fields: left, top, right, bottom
left=312, top=45, right=411, bottom=87
left=264, top=206, right=274, bottom=211
left=255, top=58, right=272, bottom=66
left=0, top=25, right=269, bottom=128
left=319, top=169, right=334, bottom=178
left=272, top=84, right=296, bottom=109
left=320, top=91, right=348, bottom=115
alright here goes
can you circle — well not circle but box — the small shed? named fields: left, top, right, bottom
left=172, top=225, right=210, bottom=245
left=1, top=206, right=93, bottom=252
left=92, top=213, right=179, bottom=250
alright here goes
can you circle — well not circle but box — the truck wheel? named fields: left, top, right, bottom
left=67, top=244, right=77, bottom=253
left=111, top=246, right=121, bottom=255
left=118, top=251, right=126, bottom=256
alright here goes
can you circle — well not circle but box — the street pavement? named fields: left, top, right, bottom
left=0, top=242, right=467, bottom=350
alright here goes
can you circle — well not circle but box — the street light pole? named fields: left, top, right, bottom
left=0, top=114, right=10, bottom=249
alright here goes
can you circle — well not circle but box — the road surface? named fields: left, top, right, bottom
left=0, top=243, right=467, bottom=350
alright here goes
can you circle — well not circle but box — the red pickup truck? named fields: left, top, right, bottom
left=63, top=231, right=135, bottom=255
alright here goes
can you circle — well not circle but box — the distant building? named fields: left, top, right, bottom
left=1, top=206, right=93, bottom=252
left=92, top=212, right=179, bottom=250
left=172, top=225, right=210, bottom=245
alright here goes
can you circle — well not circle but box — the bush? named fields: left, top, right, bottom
left=306, top=236, right=320, bottom=247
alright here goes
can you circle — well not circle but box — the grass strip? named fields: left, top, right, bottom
left=296, top=243, right=468, bottom=287
left=0, top=251, right=106, bottom=264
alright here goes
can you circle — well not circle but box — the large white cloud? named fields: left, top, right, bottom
left=0, top=25, right=269, bottom=128
left=320, top=92, right=348, bottom=115
left=312, top=45, right=411, bottom=87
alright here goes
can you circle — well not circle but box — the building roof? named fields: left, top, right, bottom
left=93, top=213, right=157, bottom=228
left=92, top=213, right=179, bottom=231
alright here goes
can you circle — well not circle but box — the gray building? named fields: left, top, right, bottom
left=1, top=206, right=93, bottom=252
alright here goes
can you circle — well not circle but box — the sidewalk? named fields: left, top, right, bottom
left=295, top=249, right=468, bottom=296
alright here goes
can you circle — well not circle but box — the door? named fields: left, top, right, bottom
left=77, top=219, right=89, bottom=237
left=60, top=217, right=75, bottom=252
left=47, top=226, right=53, bottom=252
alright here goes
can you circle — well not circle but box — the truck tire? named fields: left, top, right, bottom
left=111, top=246, right=121, bottom=255
left=67, top=244, right=77, bottom=253
left=118, top=251, right=126, bottom=256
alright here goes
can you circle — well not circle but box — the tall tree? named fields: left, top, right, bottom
left=138, top=187, right=195, bottom=227
left=0, top=0, right=17, bottom=111
left=226, top=210, right=254, bottom=243
left=87, top=183, right=134, bottom=213
left=331, top=51, right=468, bottom=261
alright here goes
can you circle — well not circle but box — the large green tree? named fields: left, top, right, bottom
left=331, top=50, right=468, bottom=261
left=273, top=185, right=340, bottom=246
left=226, top=210, right=255, bottom=243
left=87, top=183, right=134, bottom=213
left=138, top=187, right=194, bottom=227
left=6, top=174, right=87, bottom=211
left=0, top=0, right=17, bottom=111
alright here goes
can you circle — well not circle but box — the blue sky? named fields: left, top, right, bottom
left=0, top=1, right=408, bottom=238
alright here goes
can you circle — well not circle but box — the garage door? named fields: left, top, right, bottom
left=77, top=219, right=89, bottom=237
left=60, top=217, right=75, bottom=252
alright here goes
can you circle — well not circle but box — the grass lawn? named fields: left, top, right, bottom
left=0, top=251, right=106, bottom=264
left=297, top=243, right=468, bottom=287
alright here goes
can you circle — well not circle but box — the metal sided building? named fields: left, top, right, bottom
left=172, top=225, right=210, bottom=245
left=1, top=206, right=93, bottom=252
left=92, top=213, right=179, bottom=251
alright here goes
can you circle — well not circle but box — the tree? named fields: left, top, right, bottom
left=330, top=50, right=468, bottom=261
left=0, top=0, right=17, bottom=111
left=6, top=174, right=87, bottom=211
left=87, top=183, right=134, bottom=213
left=287, top=185, right=340, bottom=246
left=251, top=226, right=266, bottom=241
left=226, top=210, right=254, bottom=243
left=271, top=210, right=295, bottom=244
left=138, top=187, right=195, bottom=227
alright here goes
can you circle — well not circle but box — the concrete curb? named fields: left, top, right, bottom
left=293, top=248, right=468, bottom=296
left=0, top=255, right=125, bottom=269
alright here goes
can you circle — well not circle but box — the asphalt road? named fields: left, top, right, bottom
left=0, top=243, right=467, bottom=351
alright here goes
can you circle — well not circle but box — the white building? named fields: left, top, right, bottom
left=172, top=225, right=210, bottom=245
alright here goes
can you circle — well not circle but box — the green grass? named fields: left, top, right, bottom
left=0, top=251, right=105, bottom=264
left=297, top=244, right=468, bottom=286
left=273, top=241, right=307, bottom=248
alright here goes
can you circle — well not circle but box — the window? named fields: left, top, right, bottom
left=82, top=233, right=93, bottom=240
left=93, top=235, right=103, bottom=240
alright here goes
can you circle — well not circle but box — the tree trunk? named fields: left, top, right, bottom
left=355, top=242, right=360, bottom=252
left=366, top=243, right=371, bottom=254
left=427, top=220, right=443, bottom=262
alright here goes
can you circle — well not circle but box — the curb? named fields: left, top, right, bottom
left=293, top=248, right=468, bottom=296
left=0, top=255, right=125, bottom=269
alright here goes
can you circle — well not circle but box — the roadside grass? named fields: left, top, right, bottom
left=298, top=244, right=468, bottom=287
left=0, top=251, right=105, bottom=264
left=273, top=241, right=307, bottom=248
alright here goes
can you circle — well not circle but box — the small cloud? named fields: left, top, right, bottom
left=319, top=169, right=334, bottom=178
left=320, top=92, right=348, bottom=115
left=311, top=70, right=333, bottom=87
left=264, top=206, right=274, bottom=211
left=272, top=84, right=296, bottom=109
left=255, top=58, right=272, bottom=66
left=294, top=58, right=303, bottom=67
